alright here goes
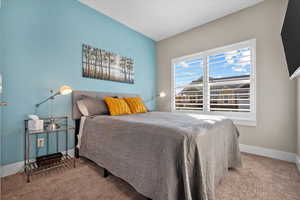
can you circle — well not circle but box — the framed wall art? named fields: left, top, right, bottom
left=82, top=44, right=134, bottom=84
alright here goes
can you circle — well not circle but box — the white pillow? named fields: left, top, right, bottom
left=77, top=100, right=89, bottom=116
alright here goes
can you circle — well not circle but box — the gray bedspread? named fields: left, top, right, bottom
left=79, top=112, right=242, bottom=200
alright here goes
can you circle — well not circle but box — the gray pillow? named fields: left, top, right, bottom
left=77, top=96, right=108, bottom=116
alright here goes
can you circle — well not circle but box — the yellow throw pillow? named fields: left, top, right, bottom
left=124, top=97, right=148, bottom=114
left=104, top=97, right=131, bottom=116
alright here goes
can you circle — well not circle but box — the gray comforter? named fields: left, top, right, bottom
left=79, top=112, right=242, bottom=200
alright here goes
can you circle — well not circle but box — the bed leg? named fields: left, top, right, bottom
left=75, top=147, right=79, bottom=158
left=103, top=168, right=109, bottom=178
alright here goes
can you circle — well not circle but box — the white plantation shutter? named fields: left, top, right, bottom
left=208, top=47, right=251, bottom=112
left=175, top=58, right=204, bottom=111
left=172, top=40, right=256, bottom=124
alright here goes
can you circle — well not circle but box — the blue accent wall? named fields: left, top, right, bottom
left=0, top=0, right=156, bottom=165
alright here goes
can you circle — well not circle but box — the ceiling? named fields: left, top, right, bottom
left=79, top=0, right=264, bottom=41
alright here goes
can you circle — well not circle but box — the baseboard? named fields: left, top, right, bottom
left=1, top=149, right=74, bottom=178
left=2, top=160, right=24, bottom=177
left=239, top=144, right=296, bottom=163
left=296, top=155, right=300, bottom=173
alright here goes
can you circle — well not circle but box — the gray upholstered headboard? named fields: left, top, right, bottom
left=71, top=91, right=138, bottom=120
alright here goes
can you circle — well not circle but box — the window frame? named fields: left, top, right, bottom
left=171, top=39, right=256, bottom=126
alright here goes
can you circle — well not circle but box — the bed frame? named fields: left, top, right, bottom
left=72, top=91, right=139, bottom=178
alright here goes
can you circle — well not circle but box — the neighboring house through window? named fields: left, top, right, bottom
left=171, top=39, right=256, bottom=126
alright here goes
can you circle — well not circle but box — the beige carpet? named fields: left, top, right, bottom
left=2, top=153, right=300, bottom=200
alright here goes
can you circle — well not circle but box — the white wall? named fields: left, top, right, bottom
left=157, top=0, right=297, bottom=153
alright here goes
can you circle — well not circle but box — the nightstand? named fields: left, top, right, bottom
left=24, top=116, right=75, bottom=182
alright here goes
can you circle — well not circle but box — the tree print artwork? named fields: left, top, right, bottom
left=82, top=44, right=134, bottom=84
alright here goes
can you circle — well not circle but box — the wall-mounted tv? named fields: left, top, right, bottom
left=281, top=0, right=300, bottom=79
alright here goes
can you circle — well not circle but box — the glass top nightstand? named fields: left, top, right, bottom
left=24, top=116, right=75, bottom=182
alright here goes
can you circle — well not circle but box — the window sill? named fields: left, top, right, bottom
left=172, top=110, right=256, bottom=127
left=231, top=118, right=256, bottom=127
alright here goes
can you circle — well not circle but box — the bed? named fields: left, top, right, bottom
left=72, top=91, right=242, bottom=200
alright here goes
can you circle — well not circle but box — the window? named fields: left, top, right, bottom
left=172, top=39, right=256, bottom=126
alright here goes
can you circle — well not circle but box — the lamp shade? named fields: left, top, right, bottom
left=59, top=85, right=72, bottom=95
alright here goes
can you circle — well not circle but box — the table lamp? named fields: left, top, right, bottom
left=36, top=85, right=72, bottom=130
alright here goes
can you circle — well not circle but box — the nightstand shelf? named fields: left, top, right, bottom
left=24, top=116, right=75, bottom=182
left=27, top=126, right=72, bottom=135
left=25, top=154, right=74, bottom=175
